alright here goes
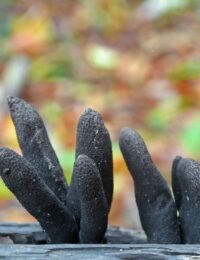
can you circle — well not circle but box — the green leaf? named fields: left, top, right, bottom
left=41, top=102, right=63, bottom=123
left=86, top=44, right=119, bottom=70
left=180, top=115, right=200, bottom=155
left=57, top=149, right=75, bottom=184
left=0, top=179, right=15, bottom=199
left=30, top=57, right=74, bottom=82
left=169, top=60, right=200, bottom=82
left=147, top=98, right=180, bottom=131
left=112, top=142, right=121, bottom=156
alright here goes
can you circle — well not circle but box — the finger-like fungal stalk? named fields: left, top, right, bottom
left=68, top=108, right=113, bottom=221
left=0, top=148, right=79, bottom=244
left=119, top=127, right=181, bottom=244
left=74, top=155, right=108, bottom=243
left=172, top=157, right=200, bottom=244
left=7, top=96, right=68, bottom=205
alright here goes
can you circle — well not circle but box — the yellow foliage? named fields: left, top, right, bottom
left=11, top=12, right=53, bottom=55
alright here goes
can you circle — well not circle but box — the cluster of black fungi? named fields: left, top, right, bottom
left=0, top=96, right=199, bottom=244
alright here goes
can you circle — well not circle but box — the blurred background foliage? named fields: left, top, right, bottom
left=0, top=0, right=200, bottom=228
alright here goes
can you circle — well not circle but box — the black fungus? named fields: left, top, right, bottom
left=172, top=157, right=200, bottom=244
left=67, top=108, right=113, bottom=223
left=74, top=155, right=108, bottom=243
left=0, top=148, right=79, bottom=243
left=7, top=96, right=68, bottom=206
left=119, top=127, right=181, bottom=244
left=1, top=98, right=112, bottom=244
left=3, top=96, right=196, bottom=245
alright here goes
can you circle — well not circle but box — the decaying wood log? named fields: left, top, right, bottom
left=0, top=223, right=146, bottom=244
left=0, top=241, right=199, bottom=259
left=0, top=224, right=199, bottom=259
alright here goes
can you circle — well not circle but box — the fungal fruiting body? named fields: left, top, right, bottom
left=119, top=127, right=181, bottom=244
left=0, top=97, right=113, bottom=244
left=1, top=96, right=200, bottom=245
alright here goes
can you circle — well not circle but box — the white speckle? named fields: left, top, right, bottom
left=181, top=257, right=193, bottom=260
left=2, top=168, right=10, bottom=175
left=45, top=157, right=54, bottom=170
left=32, top=179, right=36, bottom=183
left=119, top=249, right=123, bottom=252
left=186, top=195, right=189, bottom=201
left=95, top=129, right=99, bottom=134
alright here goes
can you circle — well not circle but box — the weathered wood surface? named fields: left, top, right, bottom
left=0, top=223, right=199, bottom=259
left=0, top=223, right=146, bottom=244
left=0, top=244, right=199, bottom=259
